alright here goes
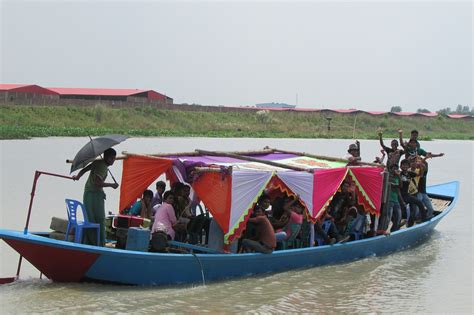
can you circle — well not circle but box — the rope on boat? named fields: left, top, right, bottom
left=191, top=252, right=206, bottom=286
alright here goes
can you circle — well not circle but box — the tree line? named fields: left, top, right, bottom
left=390, top=104, right=473, bottom=115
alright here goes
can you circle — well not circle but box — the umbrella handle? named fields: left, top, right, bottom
left=108, top=169, right=118, bottom=185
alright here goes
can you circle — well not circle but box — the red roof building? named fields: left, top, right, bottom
left=47, top=87, right=172, bottom=103
left=0, top=84, right=58, bottom=95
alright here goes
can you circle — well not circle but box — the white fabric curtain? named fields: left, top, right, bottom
left=228, top=171, right=273, bottom=234
left=276, top=171, right=314, bottom=212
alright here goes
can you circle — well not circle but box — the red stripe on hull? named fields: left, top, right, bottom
left=5, top=239, right=99, bottom=282
left=0, top=277, right=16, bottom=284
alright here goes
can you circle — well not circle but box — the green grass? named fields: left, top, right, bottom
left=1, top=103, right=473, bottom=140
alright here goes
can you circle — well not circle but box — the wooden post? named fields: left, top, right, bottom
left=122, top=148, right=275, bottom=158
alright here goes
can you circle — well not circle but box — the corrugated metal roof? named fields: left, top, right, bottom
left=331, top=109, right=360, bottom=113
left=0, top=84, right=31, bottom=91
left=364, top=111, right=386, bottom=115
left=418, top=112, right=438, bottom=117
left=0, top=84, right=59, bottom=95
left=447, top=114, right=472, bottom=119
left=48, top=87, right=150, bottom=96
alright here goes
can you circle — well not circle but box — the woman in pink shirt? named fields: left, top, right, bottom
left=152, top=192, right=178, bottom=240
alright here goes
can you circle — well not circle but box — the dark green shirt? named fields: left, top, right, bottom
left=406, top=147, right=427, bottom=158
left=84, top=160, right=108, bottom=192
left=389, top=176, right=400, bottom=202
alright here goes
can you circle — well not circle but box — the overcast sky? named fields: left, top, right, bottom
left=1, top=0, right=472, bottom=112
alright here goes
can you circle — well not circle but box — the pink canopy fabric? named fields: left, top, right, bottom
left=311, top=168, right=349, bottom=221
left=348, top=167, right=384, bottom=215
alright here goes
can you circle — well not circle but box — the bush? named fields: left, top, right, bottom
left=94, top=103, right=107, bottom=123
left=256, top=110, right=272, bottom=124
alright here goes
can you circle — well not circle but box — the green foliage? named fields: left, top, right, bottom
left=94, top=103, right=106, bottom=123
left=417, top=108, right=431, bottom=113
left=0, top=103, right=473, bottom=140
left=437, top=104, right=473, bottom=115
left=390, top=106, right=402, bottom=113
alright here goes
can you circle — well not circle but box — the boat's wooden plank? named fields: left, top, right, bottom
left=122, top=148, right=275, bottom=158
left=431, top=198, right=451, bottom=212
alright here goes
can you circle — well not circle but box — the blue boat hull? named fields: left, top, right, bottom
left=0, top=181, right=459, bottom=286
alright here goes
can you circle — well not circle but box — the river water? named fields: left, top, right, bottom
left=0, top=137, right=472, bottom=313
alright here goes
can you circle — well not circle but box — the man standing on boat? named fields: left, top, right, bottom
left=72, top=148, right=119, bottom=246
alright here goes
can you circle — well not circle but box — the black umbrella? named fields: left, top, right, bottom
left=70, top=134, right=128, bottom=174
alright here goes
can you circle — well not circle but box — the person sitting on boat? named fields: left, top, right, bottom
left=343, top=141, right=361, bottom=166
left=314, top=180, right=356, bottom=243
left=313, top=217, right=337, bottom=245
left=240, top=194, right=272, bottom=247
left=275, top=199, right=305, bottom=243
left=125, top=189, right=153, bottom=219
left=328, top=181, right=356, bottom=238
left=269, top=196, right=295, bottom=230
left=152, top=191, right=186, bottom=240
left=151, top=180, right=166, bottom=209
left=171, top=183, right=192, bottom=219
left=341, top=207, right=366, bottom=241
left=378, top=130, right=404, bottom=169
left=399, top=159, right=428, bottom=227
left=72, top=148, right=119, bottom=246
left=171, top=183, right=193, bottom=242
left=240, top=207, right=276, bottom=254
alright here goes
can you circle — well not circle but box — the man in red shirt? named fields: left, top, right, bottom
left=241, top=207, right=276, bottom=254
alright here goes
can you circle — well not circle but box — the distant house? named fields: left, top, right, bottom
left=47, top=87, right=173, bottom=104
left=0, top=84, right=59, bottom=101
left=0, top=84, right=173, bottom=104
left=256, top=102, right=296, bottom=109
left=0, top=84, right=58, bottom=95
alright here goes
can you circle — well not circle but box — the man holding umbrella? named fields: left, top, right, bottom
left=72, top=148, right=119, bottom=246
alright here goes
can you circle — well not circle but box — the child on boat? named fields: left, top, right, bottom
left=378, top=130, right=404, bottom=168
left=379, top=164, right=404, bottom=234
left=399, top=159, right=428, bottom=226
left=151, top=180, right=166, bottom=208
left=126, top=189, right=153, bottom=219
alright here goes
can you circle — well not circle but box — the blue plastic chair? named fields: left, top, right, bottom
left=348, top=214, right=367, bottom=241
left=315, top=219, right=332, bottom=246
left=65, top=199, right=100, bottom=245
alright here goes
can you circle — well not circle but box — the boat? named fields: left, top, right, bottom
left=0, top=148, right=459, bottom=286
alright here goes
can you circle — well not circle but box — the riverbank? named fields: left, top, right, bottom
left=1, top=103, right=473, bottom=140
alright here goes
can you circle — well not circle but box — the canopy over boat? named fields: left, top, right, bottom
left=119, top=149, right=384, bottom=244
